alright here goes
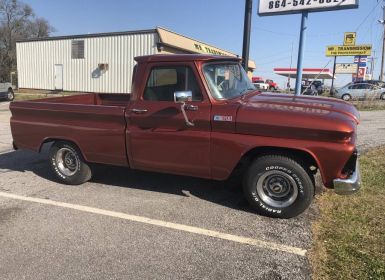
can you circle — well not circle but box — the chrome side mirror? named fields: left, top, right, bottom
left=174, top=91, right=194, bottom=127
left=174, top=91, right=192, bottom=103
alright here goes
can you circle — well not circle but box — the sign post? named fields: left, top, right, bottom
left=330, top=56, right=337, bottom=95
left=294, top=11, right=308, bottom=96
left=242, top=0, right=253, bottom=71
left=354, top=56, right=361, bottom=82
left=258, top=0, right=358, bottom=95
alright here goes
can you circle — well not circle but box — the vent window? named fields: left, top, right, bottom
left=71, top=40, right=84, bottom=59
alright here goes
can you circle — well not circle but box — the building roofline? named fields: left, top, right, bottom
left=134, top=54, right=241, bottom=63
left=156, top=26, right=237, bottom=57
left=16, top=28, right=157, bottom=43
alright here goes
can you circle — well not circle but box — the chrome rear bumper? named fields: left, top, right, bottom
left=333, top=161, right=361, bottom=195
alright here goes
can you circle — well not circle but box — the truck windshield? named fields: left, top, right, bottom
left=203, top=63, right=255, bottom=100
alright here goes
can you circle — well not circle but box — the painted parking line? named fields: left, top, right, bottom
left=0, top=191, right=307, bottom=257
left=0, top=150, right=14, bottom=155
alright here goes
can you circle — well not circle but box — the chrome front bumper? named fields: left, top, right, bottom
left=333, top=161, right=361, bottom=195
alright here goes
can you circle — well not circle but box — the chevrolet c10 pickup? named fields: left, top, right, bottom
left=10, top=54, right=361, bottom=218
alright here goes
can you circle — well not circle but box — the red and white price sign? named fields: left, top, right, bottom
left=352, top=67, right=367, bottom=78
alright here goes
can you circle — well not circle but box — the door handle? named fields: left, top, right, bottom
left=131, top=108, right=148, bottom=114
left=185, top=104, right=198, bottom=111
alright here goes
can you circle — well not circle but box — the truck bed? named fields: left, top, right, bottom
left=10, top=93, right=131, bottom=167
left=27, top=93, right=131, bottom=107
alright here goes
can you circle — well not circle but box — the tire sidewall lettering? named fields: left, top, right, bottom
left=251, top=163, right=307, bottom=214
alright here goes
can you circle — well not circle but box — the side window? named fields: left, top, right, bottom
left=143, top=66, right=202, bottom=102
left=356, top=84, right=367, bottom=89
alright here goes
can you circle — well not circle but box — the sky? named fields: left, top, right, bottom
left=23, top=0, right=383, bottom=88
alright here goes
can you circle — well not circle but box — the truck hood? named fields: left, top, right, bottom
left=236, top=93, right=359, bottom=143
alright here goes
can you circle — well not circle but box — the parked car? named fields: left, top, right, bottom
left=0, top=82, right=15, bottom=101
left=301, top=81, right=318, bottom=96
left=301, top=80, right=324, bottom=95
left=334, top=83, right=385, bottom=101
left=312, top=80, right=325, bottom=94
left=10, top=54, right=360, bottom=219
left=355, top=80, right=385, bottom=88
left=253, top=80, right=269, bottom=90
left=265, top=79, right=278, bottom=90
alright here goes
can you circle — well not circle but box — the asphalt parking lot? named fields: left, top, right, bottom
left=1, top=100, right=385, bottom=280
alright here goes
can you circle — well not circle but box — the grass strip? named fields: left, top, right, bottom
left=310, top=146, right=385, bottom=280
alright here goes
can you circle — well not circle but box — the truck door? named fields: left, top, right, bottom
left=126, top=63, right=211, bottom=178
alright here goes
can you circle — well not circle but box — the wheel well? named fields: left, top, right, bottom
left=40, top=138, right=89, bottom=161
left=39, top=138, right=56, bottom=152
left=39, top=138, right=80, bottom=153
left=233, top=146, right=318, bottom=177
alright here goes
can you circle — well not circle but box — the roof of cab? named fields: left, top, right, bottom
left=134, top=54, right=241, bottom=63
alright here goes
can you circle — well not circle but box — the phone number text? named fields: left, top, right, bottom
left=268, top=0, right=343, bottom=9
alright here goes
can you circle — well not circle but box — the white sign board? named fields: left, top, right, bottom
left=258, top=0, right=358, bottom=16
left=335, top=63, right=358, bottom=74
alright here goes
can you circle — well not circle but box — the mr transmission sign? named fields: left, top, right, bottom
left=258, top=0, right=358, bottom=16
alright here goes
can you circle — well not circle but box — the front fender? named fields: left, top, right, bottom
left=210, top=132, right=354, bottom=187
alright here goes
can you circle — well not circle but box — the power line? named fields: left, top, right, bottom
left=254, top=27, right=296, bottom=37
left=355, top=0, right=382, bottom=32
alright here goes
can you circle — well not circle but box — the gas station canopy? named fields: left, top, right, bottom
left=274, top=68, right=335, bottom=80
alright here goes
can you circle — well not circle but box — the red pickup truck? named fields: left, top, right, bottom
left=10, top=54, right=360, bottom=218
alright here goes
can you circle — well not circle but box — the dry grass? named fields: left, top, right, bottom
left=351, top=100, right=385, bottom=111
left=310, top=146, right=385, bottom=280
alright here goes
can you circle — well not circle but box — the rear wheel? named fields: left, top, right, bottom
left=243, top=155, right=314, bottom=219
left=7, top=89, right=14, bottom=101
left=342, top=94, right=351, bottom=101
left=49, top=141, right=92, bottom=185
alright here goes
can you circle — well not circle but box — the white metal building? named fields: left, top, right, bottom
left=16, top=27, right=256, bottom=93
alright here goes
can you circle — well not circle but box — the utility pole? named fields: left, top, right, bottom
left=379, top=3, right=385, bottom=81
left=287, top=42, right=294, bottom=90
left=371, top=50, right=376, bottom=77
left=330, top=56, right=337, bottom=95
left=242, top=0, right=253, bottom=72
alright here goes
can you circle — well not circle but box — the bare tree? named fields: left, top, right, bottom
left=0, top=0, right=54, bottom=81
left=26, top=17, right=55, bottom=38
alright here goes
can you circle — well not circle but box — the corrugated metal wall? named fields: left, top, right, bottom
left=16, top=32, right=158, bottom=93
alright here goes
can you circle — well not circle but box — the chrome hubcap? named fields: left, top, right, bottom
left=256, top=170, right=298, bottom=208
left=55, top=148, right=79, bottom=176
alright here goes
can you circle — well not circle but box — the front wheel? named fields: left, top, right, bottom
left=49, top=141, right=92, bottom=185
left=243, top=155, right=314, bottom=218
left=342, top=94, right=351, bottom=101
left=381, top=93, right=385, bottom=100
